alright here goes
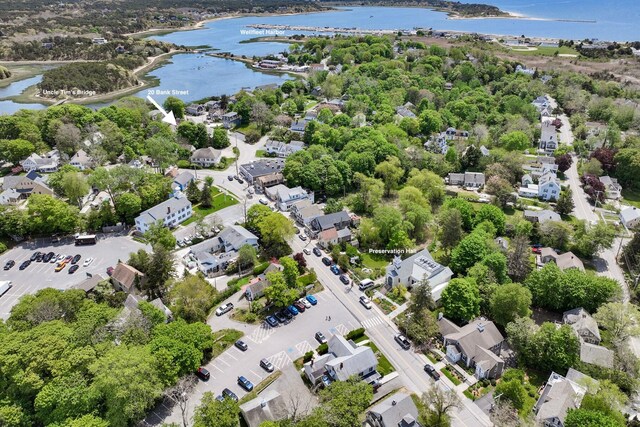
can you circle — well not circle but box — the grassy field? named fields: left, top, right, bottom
left=509, top=45, right=579, bottom=57
left=360, top=252, right=389, bottom=269
left=622, top=188, right=640, bottom=208
left=440, top=366, right=462, bottom=385
left=211, top=329, right=244, bottom=359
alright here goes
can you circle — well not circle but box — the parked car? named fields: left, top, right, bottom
left=227, top=175, right=234, bottom=181
left=306, top=295, right=318, bottom=305
left=359, top=295, right=372, bottom=309
left=30, top=252, right=41, bottom=262
left=260, top=358, right=275, bottom=372
left=56, top=254, right=65, bottom=262
left=330, top=265, right=340, bottom=275
left=237, top=376, right=254, bottom=391
left=303, top=248, right=311, bottom=255
left=83, top=257, right=94, bottom=267
left=424, top=364, right=440, bottom=380
left=55, top=262, right=66, bottom=272
left=299, top=234, right=307, bottom=241
left=50, top=254, right=59, bottom=263
left=196, top=367, right=210, bottom=381
left=339, top=274, right=350, bottom=285
left=106, top=266, right=114, bottom=276
left=222, top=388, right=238, bottom=402
left=313, top=247, right=322, bottom=257
left=531, top=247, right=541, bottom=254
left=235, top=340, right=248, bottom=351
left=68, top=265, right=79, bottom=274
left=44, top=252, right=55, bottom=262
left=394, top=334, right=411, bottom=350
left=236, top=177, right=244, bottom=184
left=19, top=260, right=31, bottom=270
left=287, top=305, right=299, bottom=316
left=294, top=227, right=300, bottom=234
left=4, top=260, right=15, bottom=270
left=36, top=253, right=44, bottom=262
left=322, top=257, right=332, bottom=266
left=63, top=255, right=73, bottom=263
left=321, top=375, right=332, bottom=388
left=532, top=243, right=543, bottom=248
left=274, top=311, right=287, bottom=323
left=215, top=302, right=234, bottom=316
left=71, top=254, right=81, bottom=264
left=299, top=298, right=311, bottom=309
left=281, top=308, right=293, bottom=320
left=265, top=316, right=279, bottom=327
left=293, top=301, right=306, bottom=312
left=315, top=332, right=327, bottom=344
left=259, top=198, right=268, bottom=205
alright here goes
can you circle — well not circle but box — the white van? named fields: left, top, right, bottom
left=358, top=279, right=374, bottom=291
left=0, top=281, right=12, bottom=298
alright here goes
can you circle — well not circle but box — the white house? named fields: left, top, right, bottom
left=21, top=150, right=60, bottom=173
left=599, top=176, right=622, bottom=200
left=134, top=192, right=192, bottom=233
left=533, top=370, right=589, bottom=427
left=538, top=172, right=561, bottom=201
left=539, top=118, right=558, bottom=153
left=69, top=149, right=95, bottom=170
left=264, top=139, right=305, bottom=158
left=620, top=206, right=640, bottom=229
left=190, top=147, right=222, bottom=167
left=385, top=249, right=452, bottom=300
left=265, top=184, right=312, bottom=211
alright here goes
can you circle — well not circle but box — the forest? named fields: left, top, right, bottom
left=38, top=63, right=139, bottom=97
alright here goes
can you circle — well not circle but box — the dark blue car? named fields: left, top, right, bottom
left=237, top=376, right=254, bottom=391
left=330, top=265, right=340, bottom=275
left=265, top=316, right=278, bottom=327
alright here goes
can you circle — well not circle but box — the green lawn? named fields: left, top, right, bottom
left=255, top=149, right=267, bottom=158
left=622, top=188, right=640, bottom=208
left=360, top=252, right=389, bottom=269
left=364, top=341, right=395, bottom=376
left=440, top=366, right=462, bottom=385
left=182, top=193, right=238, bottom=225
left=211, top=329, right=244, bottom=359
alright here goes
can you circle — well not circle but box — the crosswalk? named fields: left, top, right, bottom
left=361, top=316, right=385, bottom=329
left=295, top=340, right=314, bottom=355
left=267, top=351, right=293, bottom=369
left=246, top=323, right=276, bottom=344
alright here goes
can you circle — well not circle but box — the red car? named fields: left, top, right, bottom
left=531, top=247, right=541, bottom=254
left=106, top=266, right=114, bottom=276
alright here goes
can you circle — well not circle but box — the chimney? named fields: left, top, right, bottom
left=167, top=206, right=171, bottom=214
left=477, top=323, right=485, bottom=332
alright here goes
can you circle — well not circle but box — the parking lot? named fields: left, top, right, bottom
left=0, top=234, right=149, bottom=318
left=150, top=289, right=365, bottom=425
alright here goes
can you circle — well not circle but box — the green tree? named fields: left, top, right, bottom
left=440, top=278, right=481, bottom=322
left=163, top=96, right=185, bottom=119
left=594, top=302, right=640, bottom=348
left=169, top=275, right=217, bottom=323
left=0, top=138, right=35, bottom=165
left=193, top=392, right=239, bottom=427
left=417, top=386, right=460, bottom=427
left=145, top=135, right=178, bottom=173
left=237, top=244, right=257, bottom=272
left=316, top=376, right=373, bottom=427
left=279, top=256, right=300, bottom=288
left=185, top=180, right=201, bottom=203
left=211, top=128, right=230, bottom=149
left=374, top=155, right=404, bottom=196
left=200, top=184, right=212, bottom=208
left=34, top=373, right=98, bottom=425
left=442, top=198, right=475, bottom=231
left=352, top=172, right=384, bottom=215
left=115, top=193, right=142, bottom=224
left=450, top=230, right=489, bottom=274
left=572, top=221, right=616, bottom=258
left=27, top=194, right=80, bottom=235
left=264, top=271, right=299, bottom=308
left=418, top=109, right=443, bottom=136
left=398, top=186, right=432, bottom=241
left=490, top=283, right=532, bottom=327
left=61, top=171, right=90, bottom=207
left=494, top=378, right=527, bottom=410
left=144, top=221, right=177, bottom=251
left=507, top=235, right=532, bottom=283
left=137, top=245, right=175, bottom=300
left=475, top=204, right=506, bottom=236
left=438, top=208, right=463, bottom=254
left=499, top=131, right=530, bottom=151
left=89, top=345, right=162, bottom=427
left=564, top=409, right=624, bottom=427
left=406, top=168, right=445, bottom=206
left=256, top=212, right=295, bottom=258
left=539, top=220, right=573, bottom=251
left=556, top=188, right=575, bottom=216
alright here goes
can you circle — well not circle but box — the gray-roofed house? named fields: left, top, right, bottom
left=385, top=249, right=453, bottom=300
left=395, top=106, right=416, bottom=119
left=580, top=342, right=614, bottom=368
left=446, top=172, right=485, bottom=188
left=264, top=139, right=305, bottom=158
left=240, top=390, right=289, bottom=427
left=190, top=147, right=222, bottom=167
left=21, top=150, right=60, bottom=173
left=73, top=274, right=107, bottom=293
left=185, top=104, right=205, bottom=116
left=438, top=316, right=505, bottom=379
left=365, top=392, right=423, bottom=427
left=69, top=149, right=95, bottom=170
left=222, top=112, right=241, bottom=128
left=0, top=170, right=54, bottom=205
left=172, top=171, right=195, bottom=191
left=134, top=192, right=192, bottom=233
left=480, top=145, right=490, bottom=156
left=240, top=159, right=286, bottom=184
left=290, top=199, right=323, bottom=226
left=110, top=263, right=145, bottom=293
left=265, top=184, right=312, bottom=211
left=523, top=209, right=561, bottom=224
left=620, top=206, right=640, bottom=229
left=563, top=308, right=600, bottom=344
left=309, top=211, right=351, bottom=234
left=303, top=334, right=378, bottom=385
left=599, top=176, right=622, bottom=200
left=245, top=263, right=284, bottom=300
left=540, top=250, right=585, bottom=271
left=521, top=174, right=534, bottom=186
left=533, top=371, right=588, bottom=427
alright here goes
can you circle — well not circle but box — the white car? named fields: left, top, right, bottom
left=303, top=248, right=311, bottom=255
left=299, top=298, right=311, bottom=309
left=83, top=257, right=94, bottom=267
left=215, top=302, right=234, bottom=316
left=259, top=198, right=268, bottom=205
left=56, top=254, right=66, bottom=262
left=359, top=295, right=372, bottom=309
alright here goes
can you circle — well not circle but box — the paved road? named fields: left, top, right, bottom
left=288, top=238, right=492, bottom=427
left=0, top=234, right=149, bottom=318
